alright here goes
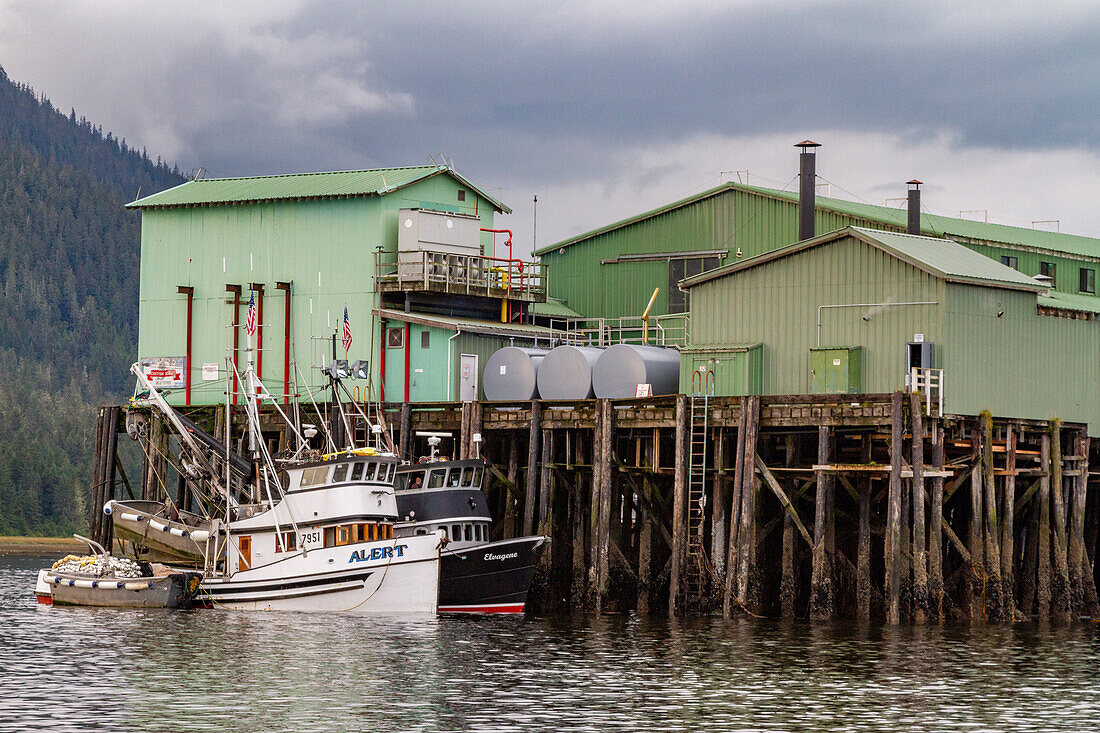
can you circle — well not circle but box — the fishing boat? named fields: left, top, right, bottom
left=35, top=537, right=203, bottom=609
left=108, top=317, right=444, bottom=614
left=394, top=437, right=547, bottom=614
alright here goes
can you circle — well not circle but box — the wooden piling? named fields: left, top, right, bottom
left=539, top=430, right=553, bottom=534
left=504, top=435, right=519, bottom=539
left=886, top=391, right=904, bottom=624
left=722, top=403, right=747, bottom=618
left=399, top=402, right=412, bottom=459
left=1050, top=420, right=1071, bottom=623
left=523, top=400, right=542, bottom=537
left=570, top=436, right=588, bottom=608
left=1001, top=424, right=1017, bottom=620
left=1070, top=435, right=1097, bottom=616
left=781, top=434, right=799, bottom=618
left=981, top=414, right=1005, bottom=621
left=711, top=431, right=728, bottom=583
left=736, top=396, right=761, bottom=615
left=669, top=395, right=688, bottom=616
left=929, top=421, right=944, bottom=620
left=857, top=433, right=873, bottom=622
left=968, top=427, right=985, bottom=622
left=596, top=399, right=615, bottom=613
left=90, top=408, right=107, bottom=542
left=811, top=425, right=835, bottom=620
left=910, top=394, right=929, bottom=623
left=1037, top=431, right=1052, bottom=622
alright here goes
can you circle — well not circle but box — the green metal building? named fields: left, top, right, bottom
left=128, top=165, right=552, bottom=405
left=536, top=181, right=1100, bottom=321
left=679, top=226, right=1100, bottom=434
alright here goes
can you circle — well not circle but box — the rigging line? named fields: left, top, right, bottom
left=295, top=362, right=338, bottom=454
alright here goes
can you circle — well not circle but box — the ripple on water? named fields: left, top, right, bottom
left=1, top=553, right=1099, bottom=731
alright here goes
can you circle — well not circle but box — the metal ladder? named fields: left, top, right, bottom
left=686, top=371, right=714, bottom=605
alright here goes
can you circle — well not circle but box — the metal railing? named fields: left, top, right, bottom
left=907, top=367, right=944, bottom=417
left=375, top=249, right=547, bottom=302
left=548, top=313, right=690, bottom=348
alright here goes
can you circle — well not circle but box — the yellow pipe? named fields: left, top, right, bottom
left=641, top=287, right=660, bottom=344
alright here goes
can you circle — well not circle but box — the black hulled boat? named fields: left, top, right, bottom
left=394, top=458, right=546, bottom=613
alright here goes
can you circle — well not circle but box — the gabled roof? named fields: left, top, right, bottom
left=127, top=165, right=510, bottom=213
left=537, top=181, right=1100, bottom=260
left=680, top=226, right=1046, bottom=293
left=1038, top=289, right=1100, bottom=314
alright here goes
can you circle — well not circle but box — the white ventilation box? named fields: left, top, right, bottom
left=398, top=208, right=482, bottom=256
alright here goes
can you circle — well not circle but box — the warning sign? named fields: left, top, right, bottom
left=139, top=356, right=187, bottom=389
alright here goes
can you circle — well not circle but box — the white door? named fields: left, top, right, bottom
left=459, top=354, right=478, bottom=401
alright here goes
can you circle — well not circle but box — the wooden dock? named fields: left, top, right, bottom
left=95, top=393, right=1100, bottom=623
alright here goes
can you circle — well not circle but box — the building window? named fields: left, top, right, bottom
left=1040, top=261, right=1056, bottom=285
left=1082, top=268, right=1096, bottom=294
left=457, top=190, right=466, bottom=201
left=668, top=256, right=720, bottom=314
left=1000, top=255, right=1018, bottom=270
left=386, top=327, right=404, bottom=349
left=421, top=330, right=430, bottom=349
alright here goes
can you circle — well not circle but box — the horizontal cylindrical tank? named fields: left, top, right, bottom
left=483, top=347, right=549, bottom=401
left=593, top=344, right=681, bottom=398
left=536, top=345, right=604, bottom=400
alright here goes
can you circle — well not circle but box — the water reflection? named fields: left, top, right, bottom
left=2, top=553, right=1097, bottom=731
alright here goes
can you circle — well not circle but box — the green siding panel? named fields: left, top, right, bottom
left=138, top=177, right=496, bottom=405
left=680, top=345, right=762, bottom=396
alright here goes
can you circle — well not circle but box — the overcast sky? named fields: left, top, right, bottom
left=1, top=0, right=1098, bottom=257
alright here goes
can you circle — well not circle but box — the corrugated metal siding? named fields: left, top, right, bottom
left=138, top=176, right=495, bottom=405
left=942, top=285, right=1100, bottom=432
left=688, top=236, right=945, bottom=395
left=543, top=186, right=1098, bottom=319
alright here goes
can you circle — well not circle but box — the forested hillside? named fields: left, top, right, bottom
left=0, top=66, right=184, bottom=535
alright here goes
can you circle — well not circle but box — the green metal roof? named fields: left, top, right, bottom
left=527, top=299, right=583, bottom=318
left=681, top=226, right=1045, bottom=293
left=537, top=180, right=1100, bottom=260
left=1037, top=289, right=1100, bottom=314
left=374, top=308, right=565, bottom=339
left=127, top=165, right=511, bottom=213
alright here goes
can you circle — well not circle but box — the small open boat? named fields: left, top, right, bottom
left=35, top=536, right=203, bottom=609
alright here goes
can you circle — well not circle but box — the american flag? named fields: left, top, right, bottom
left=246, top=291, right=257, bottom=337
left=342, top=306, right=353, bottom=353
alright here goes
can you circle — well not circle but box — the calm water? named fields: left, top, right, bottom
left=2, top=553, right=1098, bottom=732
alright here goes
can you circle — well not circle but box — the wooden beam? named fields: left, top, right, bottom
left=756, top=454, right=812, bottom=546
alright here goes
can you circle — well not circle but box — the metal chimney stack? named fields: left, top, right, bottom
left=796, top=140, right=821, bottom=241
left=907, top=180, right=922, bottom=235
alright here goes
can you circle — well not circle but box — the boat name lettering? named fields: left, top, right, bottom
left=484, top=552, right=519, bottom=562
left=349, top=545, right=407, bottom=563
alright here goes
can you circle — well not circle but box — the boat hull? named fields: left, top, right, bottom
left=43, top=570, right=202, bottom=609
left=105, top=500, right=214, bottom=565
left=439, top=536, right=547, bottom=613
left=200, top=533, right=442, bottom=614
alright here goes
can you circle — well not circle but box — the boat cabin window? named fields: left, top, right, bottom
left=332, top=463, right=349, bottom=483
left=464, top=525, right=473, bottom=542
left=322, top=522, right=392, bottom=548
left=324, top=527, right=336, bottom=547
left=301, top=466, right=330, bottom=487
left=461, top=467, right=474, bottom=486
left=275, top=531, right=297, bottom=553
left=452, top=524, right=461, bottom=540
left=336, top=526, right=351, bottom=545
left=351, top=462, right=364, bottom=481
left=428, top=470, right=445, bottom=489
left=382, top=464, right=394, bottom=482
left=472, top=467, right=483, bottom=488
left=447, top=469, right=462, bottom=488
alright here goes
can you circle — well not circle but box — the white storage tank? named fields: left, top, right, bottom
left=483, top=347, right=549, bottom=401
left=536, top=345, right=604, bottom=400
left=592, top=344, right=681, bottom=398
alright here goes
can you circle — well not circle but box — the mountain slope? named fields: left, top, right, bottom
left=0, top=66, right=185, bottom=534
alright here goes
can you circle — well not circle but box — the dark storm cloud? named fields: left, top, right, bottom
left=2, top=0, right=1097, bottom=188
left=216, top=0, right=1099, bottom=184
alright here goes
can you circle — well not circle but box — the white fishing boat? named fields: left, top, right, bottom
left=109, top=315, right=444, bottom=614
